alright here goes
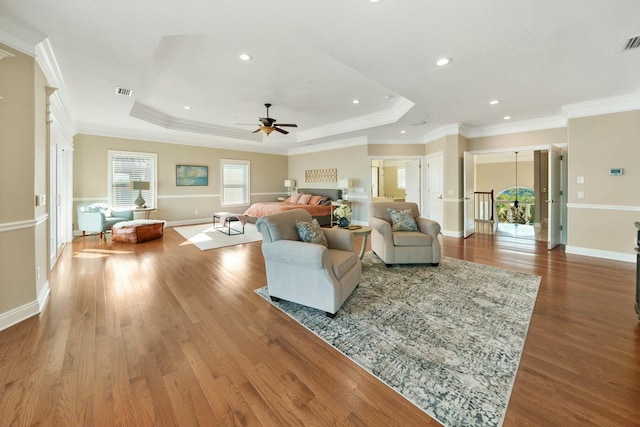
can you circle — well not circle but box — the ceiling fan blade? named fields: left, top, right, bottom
left=275, top=123, right=297, bottom=127
left=260, top=117, right=275, bottom=126
left=252, top=128, right=261, bottom=133
left=274, top=127, right=289, bottom=135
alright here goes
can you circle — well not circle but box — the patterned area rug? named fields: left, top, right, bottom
left=255, top=253, right=541, bottom=427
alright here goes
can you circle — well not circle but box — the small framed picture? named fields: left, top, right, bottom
left=176, top=165, right=208, bottom=186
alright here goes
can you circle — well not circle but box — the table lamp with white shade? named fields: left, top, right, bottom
left=284, top=179, right=296, bottom=196
left=338, top=178, right=352, bottom=201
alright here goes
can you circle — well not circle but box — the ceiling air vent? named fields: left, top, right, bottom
left=623, top=35, right=640, bottom=51
left=115, top=86, right=133, bottom=97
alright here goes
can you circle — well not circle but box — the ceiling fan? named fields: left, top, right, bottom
left=240, top=103, right=298, bottom=135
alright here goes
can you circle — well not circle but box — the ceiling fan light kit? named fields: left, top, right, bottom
left=241, top=103, right=298, bottom=136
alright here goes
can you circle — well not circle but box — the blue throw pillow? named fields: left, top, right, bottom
left=387, top=208, right=418, bottom=231
left=295, top=219, right=328, bottom=247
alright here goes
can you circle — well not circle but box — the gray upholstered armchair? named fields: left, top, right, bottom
left=256, top=208, right=361, bottom=318
left=77, top=203, right=134, bottom=239
left=369, top=202, right=441, bottom=266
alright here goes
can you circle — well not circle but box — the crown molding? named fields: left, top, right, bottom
left=129, top=102, right=264, bottom=143
left=36, top=40, right=77, bottom=146
left=287, top=135, right=368, bottom=156
left=76, top=124, right=288, bottom=155
left=423, top=123, right=470, bottom=144
left=561, top=92, right=640, bottom=119
left=464, top=115, right=567, bottom=139
left=0, top=48, right=15, bottom=60
left=296, top=97, right=415, bottom=142
left=0, top=16, right=45, bottom=56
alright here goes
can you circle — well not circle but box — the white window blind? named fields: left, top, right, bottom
left=221, top=159, right=250, bottom=206
left=108, top=150, right=157, bottom=208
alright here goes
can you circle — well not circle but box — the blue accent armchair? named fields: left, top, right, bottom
left=77, top=203, right=134, bottom=239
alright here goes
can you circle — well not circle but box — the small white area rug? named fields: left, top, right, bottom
left=173, top=222, right=262, bottom=250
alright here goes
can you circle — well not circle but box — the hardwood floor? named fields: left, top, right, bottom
left=1, top=227, right=638, bottom=426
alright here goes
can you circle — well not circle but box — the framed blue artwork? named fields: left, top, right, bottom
left=176, top=165, right=208, bottom=186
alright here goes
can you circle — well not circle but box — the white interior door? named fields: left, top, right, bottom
left=405, top=159, right=421, bottom=208
left=463, top=152, right=475, bottom=238
left=548, top=146, right=562, bottom=249
left=426, top=154, right=444, bottom=226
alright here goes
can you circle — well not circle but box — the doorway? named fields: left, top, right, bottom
left=370, top=157, right=423, bottom=211
left=464, top=147, right=564, bottom=245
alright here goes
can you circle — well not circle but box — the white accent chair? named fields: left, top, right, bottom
left=256, top=209, right=361, bottom=318
left=369, top=202, right=441, bottom=266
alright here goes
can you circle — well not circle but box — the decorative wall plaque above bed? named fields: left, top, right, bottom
left=305, top=168, right=337, bottom=183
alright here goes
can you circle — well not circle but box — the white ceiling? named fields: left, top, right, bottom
left=1, top=0, right=640, bottom=154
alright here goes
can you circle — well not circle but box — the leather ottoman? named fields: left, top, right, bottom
left=112, top=220, right=166, bottom=243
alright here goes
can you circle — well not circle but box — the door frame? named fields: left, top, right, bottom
left=369, top=156, right=425, bottom=214
left=464, top=143, right=567, bottom=245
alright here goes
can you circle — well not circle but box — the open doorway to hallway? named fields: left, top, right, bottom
left=474, top=150, right=549, bottom=242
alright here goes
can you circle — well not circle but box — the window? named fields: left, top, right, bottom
left=397, top=168, right=406, bottom=189
left=108, top=150, right=157, bottom=208
left=221, top=159, right=250, bottom=206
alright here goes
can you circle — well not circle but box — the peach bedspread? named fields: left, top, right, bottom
left=244, top=202, right=331, bottom=219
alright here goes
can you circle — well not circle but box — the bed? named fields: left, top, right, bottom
left=244, top=188, right=343, bottom=226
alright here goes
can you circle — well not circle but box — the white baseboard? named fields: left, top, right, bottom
left=0, top=281, right=49, bottom=332
left=565, top=246, right=635, bottom=263
left=442, top=229, right=463, bottom=238
left=0, top=300, right=40, bottom=332
left=38, top=280, right=50, bottom=312
left=166, top=218, right=213, bottom=227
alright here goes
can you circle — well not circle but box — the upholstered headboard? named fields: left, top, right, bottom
left=297, top=188, right=342, bottom=201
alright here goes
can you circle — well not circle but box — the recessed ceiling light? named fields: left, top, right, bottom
left=400, top=130, right=406, bottom=134
left=239, top=53, right=252, bottom=61
left=370, top=0, right=382, bottom=3
left=184, top=106, right=191, bottom=110
left=352, top=99, right=360, bottom=104
left=489, top=99, right=500, bottom=105
left=436, top=57, right=451, bottom=66
left=503, top=115, right=512, bottom=120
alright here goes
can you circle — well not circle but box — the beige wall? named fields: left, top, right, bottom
left=476, top=161, right=534, bottom=194
left=289, top=144, right=369, bottom=223
left=73, top=134, right=288, bottom=226
left=443, top=134, right=467, bottom=234
left=0, top=44, right=47, bottom=317
left=566, top=110, right=640, bottom=257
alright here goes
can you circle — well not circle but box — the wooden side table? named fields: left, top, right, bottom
left=333, top=225, right=372, bottom=260
left=134, top=207, right=157, bottom=219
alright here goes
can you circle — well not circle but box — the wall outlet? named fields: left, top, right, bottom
left=577, top=191, right=585, bottom=199
left=35, top=194, right=46, bottom=206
